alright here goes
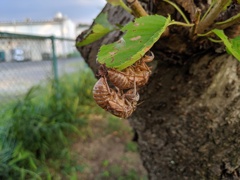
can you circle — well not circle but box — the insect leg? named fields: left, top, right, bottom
left=124, top=79, right=140, bottom=102
left=103, top=76, right=111, bottom=94
left=115, top=86, right=124, bottom=96
left=142, top=51, right=154, bottom=62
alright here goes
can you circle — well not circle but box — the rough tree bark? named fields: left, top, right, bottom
left=76, top=1, right=240, bottom=179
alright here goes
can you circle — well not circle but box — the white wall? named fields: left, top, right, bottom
left=0, top=16, right=77, bottom=61
left=0, top=20, right=76, bottom=38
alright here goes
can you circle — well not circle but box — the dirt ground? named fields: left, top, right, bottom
left=71, top=114, right=147, bottom=180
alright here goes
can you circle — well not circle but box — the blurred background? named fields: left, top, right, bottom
left=0, top=0, right=147, bottom=179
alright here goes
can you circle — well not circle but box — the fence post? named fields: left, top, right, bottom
left=50, top=36, right=58, bottom=82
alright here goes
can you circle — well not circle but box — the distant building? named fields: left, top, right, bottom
left=0, top=13, right=84, bottom=62
left=0, top=12, right=76, bottom=38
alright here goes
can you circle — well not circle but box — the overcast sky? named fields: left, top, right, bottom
left=0, top=0, right=106, bottom=24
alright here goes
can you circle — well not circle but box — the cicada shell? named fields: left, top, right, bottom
left=107, top=51, right=154, bottom=89
left=107, top=67, right=134, bottom=89
left=93, top=77, right=139, bottom=118
left=108, top=97, right=136, bottom=118
left=93, top=51, right=154, bottom=118
left=124, top=83, right=140, bottom=103
left=93, top=77, right=111, bottom=110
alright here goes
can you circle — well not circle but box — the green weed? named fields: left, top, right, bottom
left=0, top=66, right=98, bottom=179
left=125, top=142, right=138, bottom=152
left=97, top=164, right=147, bottom=180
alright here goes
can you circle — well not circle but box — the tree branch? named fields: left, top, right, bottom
left=127, top=0, right=148, bottom=17
left=197, top=0, right=229, bottom=34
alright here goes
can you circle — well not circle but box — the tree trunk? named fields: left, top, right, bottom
left=130, top=53, right=240, bottom=179
left=76, top=2, right=240, bottom=179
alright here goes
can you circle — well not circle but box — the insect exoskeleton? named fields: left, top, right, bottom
left=108, top=96, right=136, bottom=118
left=124, top=82, right=140, bottom=104
left=108, top=82, right=139, bottom=118
left=93, top=77, right=138, bottom=118
left=92, top=77, right=111, bottom=110
left=107, top=51, right=154, bottom=90
left=124, top=89, right=139, bottom=104
left=107, top=67, right=134, bottom=89
left=93, top=51, right=154, bottom=118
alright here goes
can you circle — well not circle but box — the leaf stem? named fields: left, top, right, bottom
left=169, top=21, right=194, bottom=27
left=163, top=0, right=190, bottom=24
left=127, top=0, right=148, bottom=17
left=208, top=37, right=222, bottom=43
left=197, top=31, right=213, bottom=37
left=197, top=0, right=229, bottom=34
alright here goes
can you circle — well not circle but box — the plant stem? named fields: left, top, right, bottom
left=197, top=0, right=229, bottom=34
left=200, top=1, right=215, bottom=21
left=208, top=37, right=222, bottom=43
left=190, top=8, right=201, bottom=37
left=163, top=0, right=190, bottom=24
left=214, top=13, right=240, bottom=29
left=169, top=21, right=194, bottom=27
left=127, top=0, right=148, bottom=17
left=197, top=31, right=213, bottom=37
left=119, top=0, right=133, bottom=14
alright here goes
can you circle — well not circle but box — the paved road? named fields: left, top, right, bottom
left=0, top=58, right=84, bottom=103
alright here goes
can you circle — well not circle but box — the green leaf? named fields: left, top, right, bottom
left=212, top=29, right=240, bottom=61
left=76, top=13, right=114, bottom=47
left=231, top=36, right=240, bottom=52
left=97, top=15, right=171, bottom=70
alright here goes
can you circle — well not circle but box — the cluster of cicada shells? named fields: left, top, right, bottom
left=93, top=51, right=154, bottom=118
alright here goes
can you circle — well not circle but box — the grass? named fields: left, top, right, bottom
left=0, top=64, right=147, bottom=179
left=125, top=141, right=138, bottom=152
left=0, top=66, right=97, bottom=179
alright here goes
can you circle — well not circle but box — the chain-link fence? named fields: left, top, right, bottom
left=0, top=32, right=82, bottom=106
